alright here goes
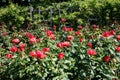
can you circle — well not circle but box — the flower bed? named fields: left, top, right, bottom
left=0, top=20, right=120, bottom=80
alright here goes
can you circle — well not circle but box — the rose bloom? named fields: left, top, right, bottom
left=66, top=35, right=74, bottom=40
left=29, top=37, right=37, bottom=44
left=116, top=46, right=120, bottom=52
left=46, top=30, right=53, bottom=36
left=42, top=47, right=50, bottom=53
left=61, top=18, right=66, bottom=23
left=3, top=32, right=7, bottom=36
left=79, top=38, right=83, bottom=42
left=49, top=34, right=56, bottom=40
left=102, top=31, right=110, bottom=38
left=10, top=46, right=18, bottom=52
left=103, top=55, right=110, bottom=62
left=19, top=43, right=26, bottom=51
left=109, top=30, right=115, bottom=35
left=75, top=31, right=80, bottom=36
left=57, top=52, right=64, bottom=59
left=36, top=50, right=46, bottom=59
left=56, top=42, right=64, bottom=48
left=29, top=51, right=37, bottom=58
left=62, top=41, right=71, bottom=47
left=88, top=43, right=92, bottom=48
left=24, top=32, right=35, bottom=38
left=5, top=53, right=13, bottom=59
left=12, top=38, right=20, bottom=44
left=87, top=49, right=96, bottom=56
left=116, top=35, right=120, bottom=40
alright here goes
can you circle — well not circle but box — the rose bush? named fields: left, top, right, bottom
left=0, top=19, right=120, bottom=80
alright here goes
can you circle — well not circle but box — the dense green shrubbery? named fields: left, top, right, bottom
left=0, top=0, right=120, bottom=30
left=0, top=3, right=30, bottom=30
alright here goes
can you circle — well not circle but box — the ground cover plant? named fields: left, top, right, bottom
left=0, top=19, right=120, bottom=80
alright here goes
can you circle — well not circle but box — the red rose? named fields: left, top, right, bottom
left=75, top=31, right=80, bottom=36
left=5, top=53, right=13, bottom=59
left=103, top=56, right=110, bottom=62
left=87, top=49, right=96, bottom=56
left=109, top=30, right=115, bottom=35
left=3, top=32, right=7, bottom=36
left=42, top=47, right=50, bottom=53
left=62, top=26, right=68, bottom=31
left=36, top=50, right=46, bottom=59
left=19, top=43, right=25, bottom=51
left=24, top=32, right=35, bottom=38
left=79, top=38, right=83, bottom=42
left=19, top=43, right=26, bottom=48
left=66, top=35, right=74, bottom=40
left=57, top=52, right=64, bottom=59
left=46, top=30, right=53, bottom=36
left=10, top=46, right=18, bottom=52
left=61, top=18, right=66, bottom=23
left=68, top=27, right=73, bottom=31
left=29, top=37, right=37, bottom=44
left=62, top=41, right=71, bottom=47
left=116, top=46, right=120, bottom=52
left=12, top=38, right=20, bottom=44
left=116, top=35, right=120, bottom=40
left=56, top=42, right=64, bottom=48
left=102, top=31, right=110, bottom=38
left=29, top=51, right=37, bottom=58
left=88, top=43, right=92, bottom=48
left=49, top=34, right=56, bottom=40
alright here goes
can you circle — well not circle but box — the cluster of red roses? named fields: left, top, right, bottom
left=6, top=38, right=25, bottom=59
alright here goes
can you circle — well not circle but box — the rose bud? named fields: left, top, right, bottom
left=57, top=52, right=64, bottom=59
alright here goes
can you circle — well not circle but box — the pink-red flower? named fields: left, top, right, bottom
left=56, top=41, right=71, bottom=48
left=12, top=38, right=20, bottom=44
left=62, top=41, right=71, bottom=47
left=103, top=56, right=110, bottom=62
left=61, top=18, right=66, bottom=23
left=5, top=53, right=13, bottom=59
left=66, top=35, right=74, bottom=40
left=75, top=31, right=81, bottom=36
left=42, top=47, right=50, bottom=53
left=56, top=42, right=64, bottom=48
left=3, top=32, right=7, bottom=36
left=79, top=38, right=83, bottom=42
left=88, top=43, right=92, bottom=48
left=10, top=46, right=18, bottom=52
left=29, top=37, right=37, bottom=44
left=19, top=43, right=26, bottom=51
left=49, top=34, right=56, bottom=40
left=116, top=35, right=120, bottom=40
left=57, top=52, right=64, bottom=59
left=29, top=51, right=37, bottom=58
left=116, top=46, right=120, bottom=52
left=87, top=49, right=96, bottom=56
left=109, top=30, right=115, bottom=35
left=102, top=31, right=110, bottom=37
left=24, top=32, right=35, bottom=38
left=36, top=50, right=46, bottom=59
left=46, top=30, right=53, bottom=36
left=62, top=27, right=73, bottom=31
